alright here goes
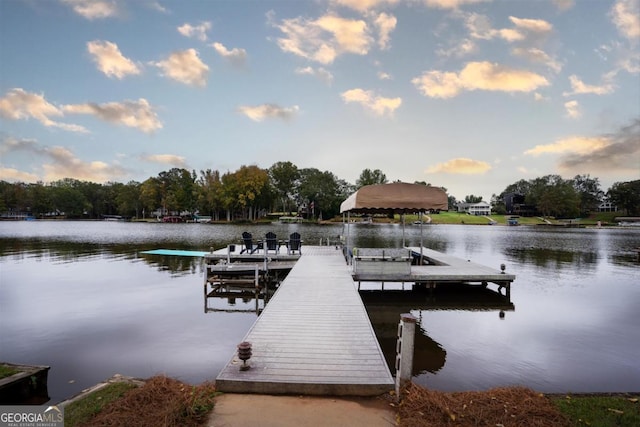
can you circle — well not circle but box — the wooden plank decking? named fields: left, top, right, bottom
left=354, top=246, right=515, bottom=286
left=215, top=246, right=394, bottom=396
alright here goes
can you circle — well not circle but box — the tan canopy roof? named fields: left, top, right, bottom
left=340, top=182, right=448, bottom=213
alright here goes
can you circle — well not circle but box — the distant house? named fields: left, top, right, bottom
left=503, top=192, right=536, bottom=216
left=598, top=202, right=617, bottom=212
left=457, top=201, right=492, bottom=216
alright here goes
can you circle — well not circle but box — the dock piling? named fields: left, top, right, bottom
left=395, top=313, right=417, bottom=401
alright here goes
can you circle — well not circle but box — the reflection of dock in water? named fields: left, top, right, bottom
left=360, top=285, right=515, bottom=313
left=361, top=286, right=514, bottom=376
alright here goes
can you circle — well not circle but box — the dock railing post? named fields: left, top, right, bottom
left=395, top=313, right=417, bottom=401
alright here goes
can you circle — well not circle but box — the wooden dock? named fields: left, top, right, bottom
left=353, top=246, right=515, bottom=298
left=215, top=246, right=394, bottom=396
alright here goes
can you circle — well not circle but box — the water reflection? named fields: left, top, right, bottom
left=2, top=221, right=639, bottom=400
left=362, top=285, right=514, bottom=376
left=505, top=247, right=599, bottom=270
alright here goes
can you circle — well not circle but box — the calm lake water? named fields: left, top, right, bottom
left=1, top=220, right=638, bottom=403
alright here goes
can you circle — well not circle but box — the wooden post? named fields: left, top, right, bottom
left=395, top=313, right=417, bottom=401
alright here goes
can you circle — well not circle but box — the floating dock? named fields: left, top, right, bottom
left=353, top=246, right=515, bottom=298
left=215, top=246, right=395, bottom=396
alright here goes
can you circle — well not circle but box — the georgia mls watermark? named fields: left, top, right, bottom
left=0, top=405, right=64, bottom=427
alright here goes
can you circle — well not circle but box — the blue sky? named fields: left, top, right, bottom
left=1, top=0, right=638, bottom=201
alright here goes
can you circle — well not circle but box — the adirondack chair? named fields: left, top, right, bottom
left=240, top=232, right=261, bottom=254
left=287, top=232, right=302, bottom=255
left=265, top=232, right=279, bottom=254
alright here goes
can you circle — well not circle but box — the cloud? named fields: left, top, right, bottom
left=148, top=1, right=169, bottom=14
left=0, top=167, right=40, bottom=183
left=177, top=21, right=212, bottom=41
left=0, top=136, right=126, bottom=183
left=558, top=119, right=640, bottom=173
left=563, top=75, right=614, bottom=96
left=426, top=158, right=492, bottom=174
left=564, top=100, right=581, bottom=119
left=42, top=146, right=126, bottom=182
left=211, top=42, right=248, bottom=66
left=534, top=92, right=547, bottom=101
left=270, top=12, right=373, bottom=64
left=374, top=12, right=397, bottom=49
left=412, top=61, right=549, bottom=98
left=0, top=136, right=39, bottom=156
left=437, top=38, right=477, bottom=58
left=465, top=13, right=552, bottom=44
left=61, top=0, right=120, bottom=20
left=524, top=136, right=610, bottom=156
left=525, top=119, right=640, bottom=175
left=87, top=40, right=141, bottom=79
left=331, top=0, right=400, bottom=13
left=63, top=98, right=162, bottom=133
left=0, top=88, right=88, bottom=133
left=140, top=154, right=187, bottom=167
left=377, top=71, right=392, bottom=80
left=552, top=0, right=574, bottom=11
left=465, top=13, right=520, bottom=41
left=340, top=88, right=401, bottom=116
left=610, top=0, right=640, bottom=40
left=512, top=47, right=562, bottom=73
left=423, top=0, right=490, bottom=10
left=152, top=49, right=209, bottom=87
left=509, top=16, right=552, bottom=34
left=295, top=66, right=334, bottom=84
left=237, top=104, right=299, bottom=122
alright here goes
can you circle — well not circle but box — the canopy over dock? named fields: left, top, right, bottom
left=340, top=182, right=448, bottom=254
left=340, top=182, right=448, bottom=214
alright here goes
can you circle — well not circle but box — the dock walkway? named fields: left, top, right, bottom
left=215, top=246, right=394, bottom=396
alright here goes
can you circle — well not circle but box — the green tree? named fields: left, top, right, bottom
left=356, top=169, right=387, bottom=188
left=49, top=179, right=90, bottom=217
left=297, top=168, right=345, bottom=219
left=140, top=177, right=161, bottom=218
left=269, top=161, right=300, bottom=213
left=573, top=174, right=603, bottom=216
left=607, top=180, right=640, bottom=215
left=156, top=168, right=196, bottom=215
left=464, top=195, right=483, bottom=203
left=537, top=178, right=580, bottom=218
left=114, top=181, right=142, bottom=218
left=221, top=165, right=269, bottom=221
left=27, top=182, right=51, bottom=217
left=197, top=169, right=223, bottom=220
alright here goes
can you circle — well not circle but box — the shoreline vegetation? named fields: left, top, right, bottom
left=59, top=374, right=639, bottom=427
left=3, top=211, right=633, bottom=228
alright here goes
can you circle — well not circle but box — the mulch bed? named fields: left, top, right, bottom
left=81, top=376, right=216, bottom=427
left=398, top=382, right=571, bottom=427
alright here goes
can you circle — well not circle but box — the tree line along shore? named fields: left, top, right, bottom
left=1, top=163, right=638, bottom=223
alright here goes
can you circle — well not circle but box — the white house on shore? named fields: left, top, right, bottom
left=457, top=201, right=492, bottom=216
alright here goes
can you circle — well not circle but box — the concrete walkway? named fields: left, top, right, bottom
left=207, top=393, right=396, bottom=427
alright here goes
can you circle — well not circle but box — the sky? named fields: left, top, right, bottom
left=0, top=0, right=639, bottom=201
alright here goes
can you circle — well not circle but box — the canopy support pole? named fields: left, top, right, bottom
left=419, top=211, right=424, bottom=265
left=402, top=213, right=406, bottom=247
left=346, top=211, right=351, bottom=264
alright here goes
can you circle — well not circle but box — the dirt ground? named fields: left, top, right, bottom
left=207, top=393, right=396, bottom=427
